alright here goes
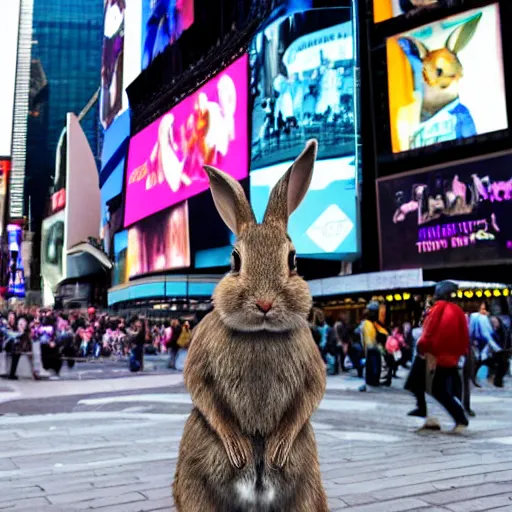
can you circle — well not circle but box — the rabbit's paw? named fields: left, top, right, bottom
left=266, top=434, right=293, bottom=469
left=222, top=432, right=252, bottom=469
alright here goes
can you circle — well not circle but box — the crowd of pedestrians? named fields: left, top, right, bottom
left=0, top=305, right=194, bottom=380
left=309, top=282, right=512, bottom=431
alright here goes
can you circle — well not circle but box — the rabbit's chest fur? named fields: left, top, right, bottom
left=215, top=329, right=310, bottom=436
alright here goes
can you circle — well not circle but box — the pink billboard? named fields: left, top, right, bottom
left=124, top=55, right=249, bottom=227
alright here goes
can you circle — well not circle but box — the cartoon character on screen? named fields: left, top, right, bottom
left=173, top=140, right=328, bottom=512
left=182, top=75, right=237, bottom=181
left=396, top=12, right=481, bottom=150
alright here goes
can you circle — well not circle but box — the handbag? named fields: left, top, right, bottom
left=177, top=329, right=192, bottom=349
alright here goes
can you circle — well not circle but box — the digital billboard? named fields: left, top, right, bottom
left=377, top=152, right=512, bottom=271
left=124, top=54, right=248, bottom=227
left=250, top=9, right=355, bottom=169
left=386, top=4, right=507, bottom=155
left=0, top=0, right=20, bottom=157
left=41, top=211, right=65, bottom=297
left=113, top=229, right=128, bottom=286
left=373, top=0, right=466, bottom=24
left=0, top=159, right=10, bottom=236
left=6, top=224, right=25, bottom=298
left=249, top=8, right=359, bottom=257
left=141, top=0, right=194, bottom=70
left=251, top=157, right=358, bottom=256
left=100, top=0, right=125, bottom=130
left=126, top=202, right=190, bottom=278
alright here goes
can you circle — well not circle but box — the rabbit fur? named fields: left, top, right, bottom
left=173, top=140, right=328, bottom=511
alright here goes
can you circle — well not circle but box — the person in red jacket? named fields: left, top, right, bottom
left=408, top=281, right=469, bottom=432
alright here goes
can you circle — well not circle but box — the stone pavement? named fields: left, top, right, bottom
left=1, top=371, right=512, bottom=511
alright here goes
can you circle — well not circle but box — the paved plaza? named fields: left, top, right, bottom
left=1, top=369, right=512, bottom=511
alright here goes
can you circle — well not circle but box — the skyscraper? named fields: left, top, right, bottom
left=24, top=0, right=103, bottom=289
left=26, top=0, right=103, bottom=228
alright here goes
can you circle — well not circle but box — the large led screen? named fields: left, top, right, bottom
left=124, top=55, right=248, bottom=227
left=250, top=9, right=355, bottom=169
left=387, top=4, right=507, bottom=155
left=100, top=0, right=125, bottom=130
left=251, top=157, right=358, bottom=256
left=126, top=202, right=190, bottom=278
left=6, top=224, right=25, bottom=298
left=377, top=153, right=512, bottom=271
left=113, top=229, right=128, bottom=285
left=141, top=0, right=194, bottom=69
left=373, top=0, right=465, bottom=24
left=0, top=159, right=10, bottom=236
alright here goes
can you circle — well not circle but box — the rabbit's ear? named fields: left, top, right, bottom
left=446, top=13, right=482, bottom=54
left=204, top=165, right=255, bottom=236
left=397, top=37, right=429, bottom=61
left=263, top=139, right=317, bottom=226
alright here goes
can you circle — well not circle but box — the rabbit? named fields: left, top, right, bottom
left=173, top=139, right=328, bottom=512
left=397, top=13, right=481, bottom=138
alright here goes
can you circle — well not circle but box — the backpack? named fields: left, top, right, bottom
left=177, top=329, right=192, bottom=349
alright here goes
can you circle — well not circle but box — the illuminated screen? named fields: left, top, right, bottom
left=124, top=55, right=248, bottom=227
left=6, top=224, right=25, bottom=298
left=0, top=159, right=10, bottom=236
left=100, top=0, right=125, bottom=130
left=0, top=0, right=20, bottom=157
left=141, top=0, right=194, bottom=69
left=373, top=0, right=465, bottom=23
left=126, top=202, right=190, bottom=278
left=250, top=9, right=355, bottom=170
left=377, top=152, right=512, bottom=270
left=386, top=4, right=507, bottom=154
left=251, top=158, right=358, bottom=256
left=41, top=211, right=65, bottom=296
left=113, top=229, right=128, bottom=285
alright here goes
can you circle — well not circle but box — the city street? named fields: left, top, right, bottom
left=1, top=368, right=512, bottom=511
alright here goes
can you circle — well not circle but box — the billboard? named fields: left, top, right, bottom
left=250, top=10, right=355, bottom=169
left=141, top=0, right=194, bottom=70
left=100, top=0, right=126, bottom=130
left=0, top=160, right=10, bottom=236
left=373, top=0, right=466, bottom=23
left=124, top=54, right=248, bottom=227
left=251, top=157, right=358, bottom=255
left=122, top=0, right=142, bottom=111
left=41, top=210, right=65, bottom=301
left=0, top=0, right=20, bottom=157
left=377, top=152, right=512, bottom=271
left=113, top=229, right=128, bottom=285
left=249, top=8, right=359, bottom=257
left=126, top=202, right=190, bottom=278
left=386, top=4, right=507, bottom=155
left=6, top=224, right=25, bottom=298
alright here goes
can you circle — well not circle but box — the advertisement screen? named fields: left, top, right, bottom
left=251, top=157, right=358, bottom=256
left=141, top=0, right=194, bottom=69
left=0, top=0, right=20, bottom=158
left=373, top=0, right=466, bottom=23
left=100, top=0, right=125, bottom=130
left=386, top=4, right=507, bottom=155
left=126, top=202, right=190, bottom=278
left=113, top=229, right=128, bottom=285
left=0, top=159, right=10, bottom=236
left=250, top=9, right=355, bottom=170
left=124, top=55, right=248, bottom=227
left=6, top=224, right=25, bottom=298
left=377, top=153, right=512, bottom=271
left=41, top=211, right=65, bottom=293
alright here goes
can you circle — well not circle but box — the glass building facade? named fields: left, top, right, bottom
left=25, top=0, right=103, bottom=226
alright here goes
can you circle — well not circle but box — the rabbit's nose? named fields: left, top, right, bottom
left=256, top=301, right=273, bottom=314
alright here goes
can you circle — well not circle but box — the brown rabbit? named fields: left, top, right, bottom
left=173, top=140, right=328, bottom=511
left=398, top=12, right=481, bottom=121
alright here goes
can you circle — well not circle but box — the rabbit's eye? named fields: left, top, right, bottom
left=288, top=250, right=297, bottom=273
left=231, top=250, right=241, bottom=273
left=436, top=68, right=443, bottom=77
